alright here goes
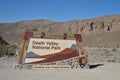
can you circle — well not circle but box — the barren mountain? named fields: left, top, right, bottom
left=0, top=15, right=120, bottom=47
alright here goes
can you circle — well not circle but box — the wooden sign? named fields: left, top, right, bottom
left=18, top=31, right=83, bottom=65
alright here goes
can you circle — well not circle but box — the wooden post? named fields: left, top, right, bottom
left=18, top=40, right=26, bottom=64
left=18, top=31, right=33, bottom=64
left=63, top=33, right=67, bottom=39
left=74, top=34, right=83, bottom=56
left=74, top=34, right=89, bottom=68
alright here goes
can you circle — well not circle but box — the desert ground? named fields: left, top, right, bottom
left=0, top=47, right=120, bottom=80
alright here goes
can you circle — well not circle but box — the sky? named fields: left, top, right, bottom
left=0, top=0, right=120, bottom=23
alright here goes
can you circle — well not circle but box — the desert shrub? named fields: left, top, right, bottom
left=116, top=45, right=120, bottom=48
left=32, top=28, right=38, bottom=31
left=0, top=44, right=8, bottom=57
left=0, top=44, right=17, bottom=57
left=103, top=49, right=109, bottom=54
left=112, top=48, right=117, bottom=52
left=97, top=48, right=101, bottom=51
left=107, top=59, right=115, bottom=62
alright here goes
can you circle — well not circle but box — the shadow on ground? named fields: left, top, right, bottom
left=90, top=64, right=104, bottom=69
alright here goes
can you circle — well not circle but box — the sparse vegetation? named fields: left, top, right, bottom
left=112, top=48, right=117, bottom=52
left=0, top=44, right=17, bottom=57
left=107, top=59, right=115, bottom=62
left=87, top=47, right=120, bottom=63
left=0, top=37, right=17, bottom=57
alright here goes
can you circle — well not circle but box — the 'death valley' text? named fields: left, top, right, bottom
left=32, top=41, right=61, bottom=50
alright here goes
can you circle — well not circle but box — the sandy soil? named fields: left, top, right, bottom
left=0, top=47, right=120, bottom=80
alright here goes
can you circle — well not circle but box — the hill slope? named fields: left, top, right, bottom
left=0, top=36, right=9, bottom=45
left=0, top=15, right=120, bottom=47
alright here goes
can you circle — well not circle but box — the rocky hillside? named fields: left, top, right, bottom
left=0, top=15, right=120, bottom=47
left=0, top=36, right=9, bottom=45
